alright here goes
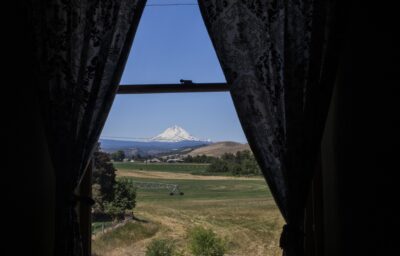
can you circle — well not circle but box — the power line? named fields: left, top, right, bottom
left=100, top=135, right=152, bottom=141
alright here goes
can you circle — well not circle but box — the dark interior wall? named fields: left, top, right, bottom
left=13, top=85, right=56, bottom=256
left=6, top=2, right=55, bottom=255
left=6, top=59, right=56, bottom=254
left=321, top=2, right=398, bottom=256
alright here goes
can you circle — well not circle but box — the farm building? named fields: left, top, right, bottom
left=146, top=158, right=161, bottom=163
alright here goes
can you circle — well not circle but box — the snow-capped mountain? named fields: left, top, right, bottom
left=99, top=126, right=212, bottom=156
left=151, top=125, right=201, bottom=142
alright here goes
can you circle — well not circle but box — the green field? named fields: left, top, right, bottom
left=114, top=162, right=209, bottom=173
left=126, top=177, right=271, bottom=201
left=92, top=163, right=283, bottom=256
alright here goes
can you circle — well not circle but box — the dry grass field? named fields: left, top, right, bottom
left=92, top=163, right=284, bottom=256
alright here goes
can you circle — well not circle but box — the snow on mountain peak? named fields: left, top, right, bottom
left=151, top=125, right=200, bottom=142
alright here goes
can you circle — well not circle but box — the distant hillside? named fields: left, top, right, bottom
left=99, top=139, right=210, bottom=157
left=187, top=141, right=251, bottom=157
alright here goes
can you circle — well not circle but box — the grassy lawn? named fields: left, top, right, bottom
left=92, top=165, right=283, bottom=256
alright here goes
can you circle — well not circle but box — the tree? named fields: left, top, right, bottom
left=206, top=150, right=261, bottom=176
left=207, top=159, right=229, bottom=173
left=105, top=178, right=137, bottom=220
left=111, top=150, right=125, bottom=161
left=92, top=144, right=137, bottom=221
left=184, top=155, right=193, bottom=163
left=92, top=146, right=117, bottom=212
left=239, top=150, right=261, bottom=175
left=221, top=153, right=235, bottom=162
left=183, top=154, right=216, bottom=163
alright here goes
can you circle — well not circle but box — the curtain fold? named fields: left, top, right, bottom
left=198, top=1, right=341, bottom=255
left=29, top=0, right=147, bottom=255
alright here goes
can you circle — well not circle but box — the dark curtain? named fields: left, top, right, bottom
left=29, top=0, right=147, bottom=255
left=199, top=1, right=341, bottom=255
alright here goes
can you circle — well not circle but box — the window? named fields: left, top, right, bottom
left=90, top=2, right=283, bottom=256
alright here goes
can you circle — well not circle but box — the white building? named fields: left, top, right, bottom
left=145, top=158, right=161, bottom=163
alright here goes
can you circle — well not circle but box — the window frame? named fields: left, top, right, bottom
left=117, top=82, right=229, bottom=94
left=84, top=82, right=230, bottom=255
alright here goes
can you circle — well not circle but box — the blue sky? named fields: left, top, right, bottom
left=100, top=0, right=247, bottom=143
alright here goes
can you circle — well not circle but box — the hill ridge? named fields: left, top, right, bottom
left=187, top=141, right=251, bottom=157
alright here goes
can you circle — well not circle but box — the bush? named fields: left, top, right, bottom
left=188, top=226, right=226, bottom=256
left=104, top=178, right=136, bottom=220
left=145, top=239, right=176, bottom=256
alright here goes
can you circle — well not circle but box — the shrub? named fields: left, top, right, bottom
left=188, top=226, right=226, bottom=256
left=104, top=178, right=136, bottom=220
left=145, top=239, right=176, bottom=256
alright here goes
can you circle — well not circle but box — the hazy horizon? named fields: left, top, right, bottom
left=100, top=123, right=248, bottom=144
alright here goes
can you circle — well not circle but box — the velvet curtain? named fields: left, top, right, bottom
left=199, top=1, right=341, bottom=255
left=29, top=0, right=147, bottom=254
